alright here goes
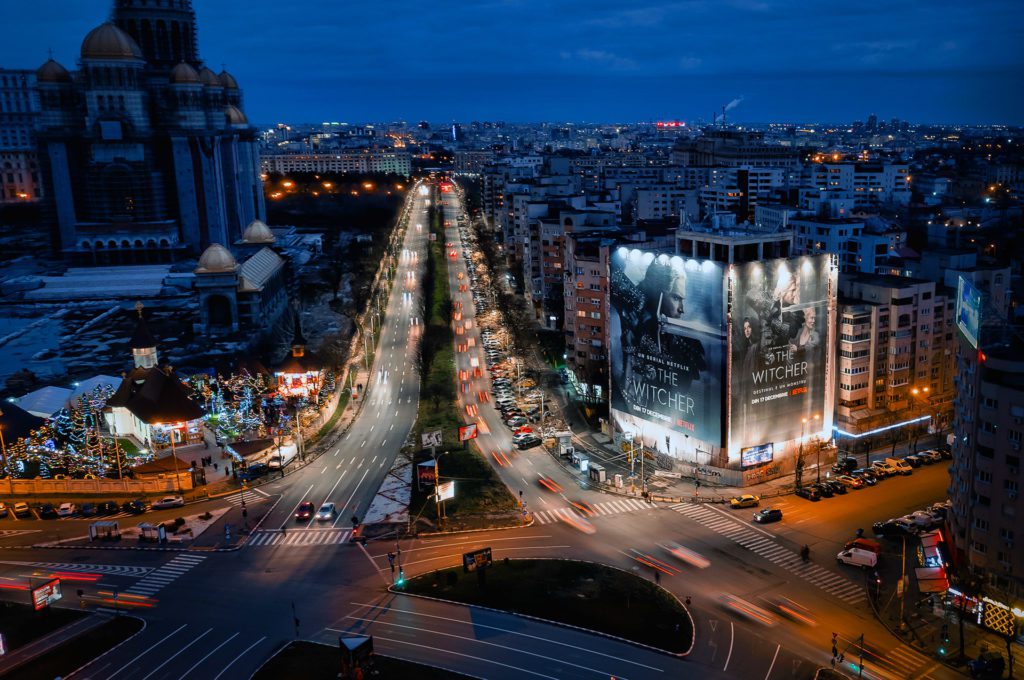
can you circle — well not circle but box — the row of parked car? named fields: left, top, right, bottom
left=873, top=500, right=951, bottom=537
left=0, top=495, right=184, bottom=520
left=792, top=449, right=951, bottom=501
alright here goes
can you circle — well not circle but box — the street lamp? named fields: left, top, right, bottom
left=157, top=422, right=185, bottom=494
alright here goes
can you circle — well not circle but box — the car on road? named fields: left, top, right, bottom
left=753, top=507, right=783, bottom=523
left=12, top=501, right=30, bottom=518
left=663, top=542, right=711, bottom=569
left=719, top=593, right=777, bottom=626
left=98, top=500, right=119, bottom=515
left=794, top=486, right=821, bottom=501
left=295, top=501, right=316, bottom=521
left=729, top=494, right=760, bottom=509
left=0, top=502, right=7, bottom=518
left=39, top=503, right=58, bottom=519
left=80, top=503, right=98, bottom=517
left=872, top=519, right=905, bottom=538
left=870, top=461, right=897, bottom=477
left=122, top=499, right=147, bottom=515
left=836, top=474, right=864, bottom=489
left=920, top=449, right=943, bottom=463
left=152, top=496, right=185, bottom=510
left=56, top=502, right=77, bottom=517
left=902, top=454, right=925, bottom=468
left=315, top=503, right=337, bottom=521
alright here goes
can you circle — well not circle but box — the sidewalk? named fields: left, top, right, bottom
left=0, top=611, right=108, bottom=676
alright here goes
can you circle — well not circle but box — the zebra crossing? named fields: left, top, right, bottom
left=0, top=560, right=152, bottom=578
left=533, top=498, right=656, bottom=525
left=247, top=528, right=351, bottom=547
left=670, top=503, right=867, bottom=605
left=123, top=553, right=206, bottom=598
left=876, top=642, right=937, bottom=679
left=223, top=488, right=271, bottom=506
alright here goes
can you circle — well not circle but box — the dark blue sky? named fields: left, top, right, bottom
left=4, top=0, right=1022, bottom=125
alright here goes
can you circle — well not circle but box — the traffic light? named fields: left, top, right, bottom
left=396, top=568, right=405, bottom=587
left=941, top=624, right=949, bottom=642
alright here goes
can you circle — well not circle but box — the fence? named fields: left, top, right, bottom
left=0, top=473, right=192, bottom=497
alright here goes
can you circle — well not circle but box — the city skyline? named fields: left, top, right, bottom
left=2, top=0, right=1022, bottom=124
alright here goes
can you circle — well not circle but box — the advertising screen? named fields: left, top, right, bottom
left=32, top=579, right=61, bottom=611
left=609, top=249, right=726, bottom=446
left=741, top=443, right=774, bottom=468
left=458, top=424, right=478, bottom=441
left=956, top=276, right=981, bottom=349
left=730, top=255, right=832, bottom=451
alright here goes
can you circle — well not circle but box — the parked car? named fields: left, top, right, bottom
left=753, top=507, right=783, bottom=524
left=812, top=483, right=834, bottom=498
left=820, top=480, right=846, bottom=495
left=295, top=501, right=315, bottom=521
left=515, top=436, right=542, bottom=450
left=152, top=496, right=185, bottom=510
left=506, top=416, right=528, bottom=428
left=837, top=548, right=878, bottom=568
left=98, top=501, right=119, bottom=515
left=794, top=486, right=821, bottom=501
left=903, top=454, right=925, bottom=467
left=872, top=520, right=905, bottom=538
left=892, top=516, right=920, bottom=534
left=836, top=474, right=864, bottom=489
left=12, top=501, right=30, bottom=518
left=315, top=503, right=337, bottom=521
left=0, top=502, right=7, bottom=518
left=870, top=461, right=897, bottom=478
left=122, top=499, right=147, bottom=515
left=832, top=457, right=859, bottom=474
left=729, top=494, right=760, bottom=509
left=844, top=538, right=882, bottom=554
left=851, top=468, right=879, bottom=485
left=39, top=503, right=58, bottom=519
left=80, top=503, right=98, bottom=517
left=56, top=502, right=77, bottom=517
left=921, top=449, right=944, bottom=463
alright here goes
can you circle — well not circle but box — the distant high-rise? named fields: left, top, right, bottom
left=451, top=123, right=462, bottom=143
left=866, top=113, right=878, bottom=132
left=0, top=69, right=41, bottom=203
left=34, top=0, right=265, bottom=264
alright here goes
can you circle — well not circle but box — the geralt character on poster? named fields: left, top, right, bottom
left=610, top=250, right=724, bottom=447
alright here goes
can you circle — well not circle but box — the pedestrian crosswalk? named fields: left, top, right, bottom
left=0, top=560, right=152, bottom=578
left=123, top=553, right=206, bottom=598
left=223, top=488, right=271, bottom=506
left=246, top=528, right=351, bottom=547
left=874, top=642, right=937, bottom=679
left=669, top=503, right=867, bottom=605
left=533, top=498, right=657, bottom=525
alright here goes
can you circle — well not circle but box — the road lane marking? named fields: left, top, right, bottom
left=764, top=643, right=781, bottom=680
left=723, top=621, right=734, bottom=672
left=366, top=635, right=559, bottom=680
left=335, top=468, right=371, bottom=527
left=212, top=636, right=267, bottom=680
left=360, top=440, right=366, bottom=448
left=179, top=632, right=240, bottom=679
left=346, top=603, right=663, bottom=670
left=371, top=456, right=378, bottom=464
left=106, top=623, right=189, bottom=679
left=307, top=470, right=349, bottom=528
left=140, top=627, right=212, bottom=680
left=321, top=467, right=327, bottom=474
left=278, top=485, right=314, bottom=531
left=343, top=616, right=620, bottom=677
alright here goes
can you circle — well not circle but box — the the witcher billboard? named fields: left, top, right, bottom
left=609, top=249, right=726, bottom=446
left=730, top=255, right=833, bottom=452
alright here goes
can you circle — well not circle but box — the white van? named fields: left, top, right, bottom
left=886, top=458, right=913, bottom=476
left=837, top=548, right=878, bottom=568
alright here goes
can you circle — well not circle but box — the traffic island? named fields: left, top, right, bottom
left=253, top=640, right=474, bottom=680
left=402, top=558, right=694, bottom=655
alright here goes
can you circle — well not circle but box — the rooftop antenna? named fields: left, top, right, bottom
left=721, top=105, right=727, bottom=127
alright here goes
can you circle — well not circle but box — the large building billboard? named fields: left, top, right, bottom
left=609, top=249, right=726, bottom=446
left=729, top=255, right=833, bottom=452
left=956, top=276, right=981, bottom=350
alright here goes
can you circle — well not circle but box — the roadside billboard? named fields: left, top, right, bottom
left=729, top=255, right=833, bottom=451
left=609, top=249, right=726, bottom=447
left=956, top=276, right=981, bottom=349
left=31, top=579, right=62, bottom=611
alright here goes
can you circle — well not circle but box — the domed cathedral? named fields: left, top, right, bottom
left=35, top=0, right=265, bottom=265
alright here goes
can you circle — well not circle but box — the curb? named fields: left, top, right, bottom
left=392, top=556, right=694, bottom=659
left=417, top=516, right=535, bottom=538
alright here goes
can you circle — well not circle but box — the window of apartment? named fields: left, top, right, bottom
left=973, top=541, right=988, bottom=554
left=977, top=470, right=993, bottom=484
left=981, top=420, right=996, bottom=433
left=999, top=527, right=1015, bottom=542
left=1009, top=430, right=1022, bottom=443
left=982, top=396, right=998, bottom=410
left=590, top=312, right=601, bottom=319
left=973, top=517, right=990, bottom=532
left=576, top=310, right=586, bottom=318
left=1005, top=480, right=1019, bottom=494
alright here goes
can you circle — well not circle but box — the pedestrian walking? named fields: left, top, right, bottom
left=655, top=570, right=661, bottom=585
left=213, top=462, right=218, bottom=471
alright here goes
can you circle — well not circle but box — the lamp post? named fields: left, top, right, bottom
left=910, top=386, right=930, bottom=452
left=811, top=414, right=822, bottom=484
left=161, top=422, right=184, bottom=494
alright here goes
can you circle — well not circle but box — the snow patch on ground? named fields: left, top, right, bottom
left=362, top=453, right=411, bottom=524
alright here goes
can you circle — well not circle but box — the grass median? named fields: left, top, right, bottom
left=404, top=558, right=693, bottom=654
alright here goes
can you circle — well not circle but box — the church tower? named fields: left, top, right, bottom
left=130, top=302, right=159, bottom=369
left=112, top=0, right=199, bottom=69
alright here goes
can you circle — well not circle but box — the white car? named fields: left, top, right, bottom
left=315, top=503, right=337, bottom=521
left=56, top=502, right=77, bottom=517
left=152, top=496, right=185, bottom=509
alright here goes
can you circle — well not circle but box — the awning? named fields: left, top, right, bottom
left=916, top=567, right=949, bottom=593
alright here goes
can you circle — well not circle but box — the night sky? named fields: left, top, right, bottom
left=3, top=0, right=1022, bottom=125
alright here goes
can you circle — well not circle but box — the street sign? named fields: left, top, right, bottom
left=463, top=547, right=492, bottom=573
left=31, top=579, right=62, bottom=611
left=422, top=430, right=443, bottom=448
left=458, top=424, right=478, bottom=442
left=435, top=480, right=455, bottom=502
